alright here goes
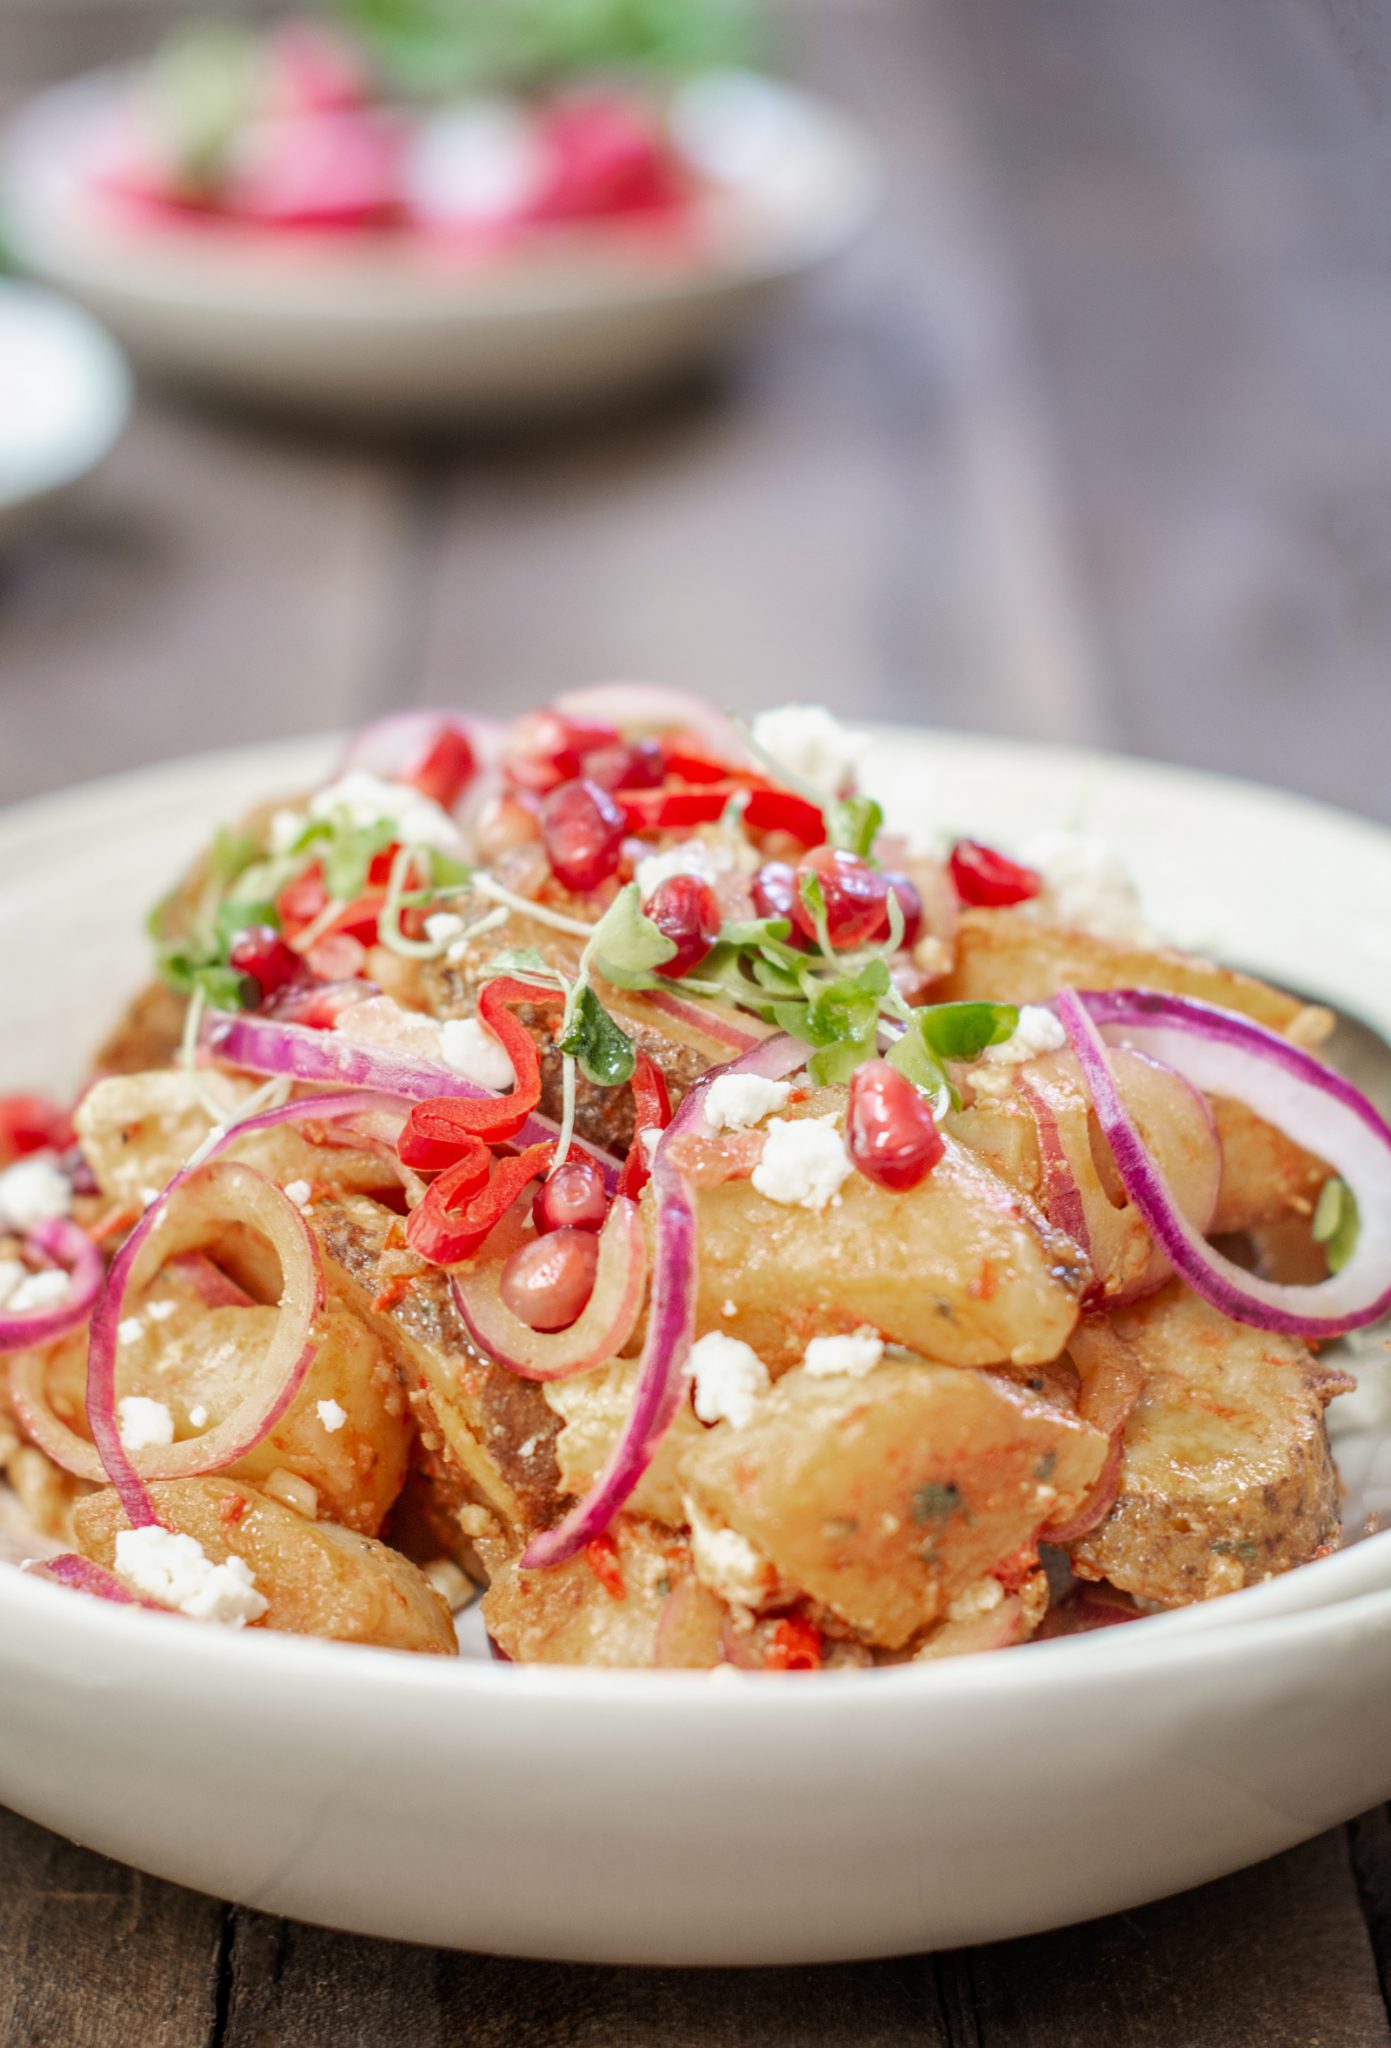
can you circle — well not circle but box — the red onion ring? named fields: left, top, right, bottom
left=28, top=1550, right=179, bottom=1613
left=1057, top=987, right=1391, bottom=1337
left=0, top=1216, right=104, bottom=1354
left=336, top=708, right=505, bottom=803
left=201, top=1011, right=621, bottom=1191
left=452, top=1193, right=646, bottom=1381
left=1017, top=1076, right=1091, bottom=1259
left=10, top=1089, right=397, bottom=1526
left=642, top=989, right=770, bottom=1057
left=521, top=1033, right=807, bottom=1569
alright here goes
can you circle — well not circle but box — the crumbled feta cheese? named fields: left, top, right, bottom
left=188, top=1405, right=209, bottom=1429
left=685, top=1498, right=776, bottom=1608
left=720, top=1298, right=737, bottom=1318
left=114, top=1525, right=268, bottom=1626
left=0, top=1155, right=71, bottom=1233
left=751, top=703, right=864, bottom=795
left=0, top=1257, right=27, bottom=1307
left=283, top=1179, right=313, bottom=1212
left=118, top=1317, right=143, bottom=1345
left=802, top=1328, right=885, bottom=1379
left=8, top=1268, right=70, bottom=1314
left=317, top=1398, right=347, bottom=1434
left=751, top=1115, right=852, bottom=1211
left=117, top=1396, right=175, bottom=1452
left=703, top=1072, right=792, bottom=1132
left=440, top=1016, right=515, bottom=1093
left=1022, top=829, right=1151, bottom=944
left=689, top=1331, right=771, bottom=1429
left=147, top=1299, right=177, bottom=1323
left=424, top=911, right=466, bottom=947
left=634, top=837, right=732, bottom=901
left=405, top=101, right=547, bottom=226
left=946, top=1576, right=1005, bottom=1623
left=268, top=807, right=305, bottom=855
left=980, top=1004, right=1068, bottom=1069
left=309, top=771, right=461, bottom=853
left=141, top=1186, right=161, bottom=1209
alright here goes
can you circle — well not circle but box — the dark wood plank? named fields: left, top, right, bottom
left=219, top=1905, right=943, bottom=2048
left=956, top=1829, right=1391, bottom=2048
left=1350, top=1805, right=1391, bottom=2017
left=0, top=1805, right=223, bottom=2048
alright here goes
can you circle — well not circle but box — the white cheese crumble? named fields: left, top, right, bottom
left=309, top=771, right=461, bottom=853
left=440, top=1016, right=515, bottom=1093
left=0, top=1256, right=27, bottom=1307
left=751, top=703, right=864, bottom=795
left=751, top=1115, right=852, bottom=1211
left=0, top=1155, right=71, bottom=1233
left=634, top=837, right=733, bottom=901
left=1022, top=829, right=1151, bottom=945
left=317, top=1398, right=347, bottom=1434
left=685, top=1498, right=776, bottom=1609
left=982, top=1004, right=1068, bottom=1068
left=117, top=1396, right=175, bottom=1452
left=703, top=1072, right=792, bottom=1132
left=118, top=1318, right=143, bottom=1345
left=424, top=911, right=466, bottom=947
left=268, top=807, right=305, bottom=855
left=114, top=1525, right=268, bottom=1626
left=147, top=1299, right=177, bottom=1324
left=689, top=1331, right=771, bottom=1429
left=283, top=1179, right=314, bottom=1212
left=188, top=1405, right=209, bottom=1430
left=405, top=101, right=546, bottom=225
left=7, top=1268, right=70, bottom=1314
left=946, top=1576, right=1005, bottom=1624
left=802, top=1328, right=885, bottom=1379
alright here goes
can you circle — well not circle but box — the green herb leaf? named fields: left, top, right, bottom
left=207, top=825, right=259, bottom=891
left=559, top=985, right=636, bottom=1089
left=485, top=946, right=566, bottom=988
left=321, top=820, right=397, bottom=901
left=213, top=898, right=280, bottom=948
left=828, top=794, right=884, bottom=859
left=588, top=882, right=678, bottom=989
left=918, top=1002, right=1018, bottom=1063
left=885, top=1024, right=952, bottom=1110
left=1312, top=1177, right=1361, bottom=1275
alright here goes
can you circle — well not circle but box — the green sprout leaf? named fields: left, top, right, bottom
left=918, top=1002, right=1018, bottom=1064
left=1312, top=1177, right=1361, bottom=1276
left=486, top=945, right=563, bottom=986
left=827, top=795, right=884, bottom=860
left=588, top=883, right=678, bottom=990
left=559, top=985, right=637, bottom=1089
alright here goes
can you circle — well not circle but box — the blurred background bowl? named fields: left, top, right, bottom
left=1, top=68, right=878, bottom=424
left=0, top=277, right=129, bottom=532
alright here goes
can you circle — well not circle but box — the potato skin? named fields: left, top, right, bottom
left=688, top=1130, right=1086, bottom=1373
left=482, top=1518, right=721, bottom=1669
left=74, top=1477, right=458, bottom=1654
left=680, top=1358, right=1107, bottom=1648
left=1069, top=1283, right=1349, bottom=1606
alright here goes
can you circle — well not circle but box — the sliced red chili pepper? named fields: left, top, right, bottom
left=948, top=839, right=1042, bottom=909
left=410, top=727, right=476, bottom=812
left=583, top=1531, right=627, bottom=1600
left=0, top=1093, right=75, bottom=1162
left=398, top=978, right=557, bottom=1168
left=407, top=1141, right=556, bottom=1265
left=620, top=779, right=825, bottom=847
left=616, top=1053, right=672, bottom=1200
left=764, top=1615, right=823, bottom=1672
left=275, top=862, right=329, bottom=940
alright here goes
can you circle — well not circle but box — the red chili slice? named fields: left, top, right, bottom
left=948, top=839, right=1042, bottom=909
left=765, top=1615, right=823, bottom=1672
left=616, top=1053, right=672, bottom=1201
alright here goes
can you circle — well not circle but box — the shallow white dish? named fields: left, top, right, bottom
left=1, top=72, right=877, bottom=423
left=0, top=279, right=129, bottom=531
left=1, top=726, right=1390, bottom=1964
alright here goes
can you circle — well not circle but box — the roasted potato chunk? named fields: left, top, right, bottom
left=941, top=908, right=1329, bottom=1042
left=688, top=1125, right=1085, bottom=1373
left=680, top=1357, right=1107, bottom=1648
left=1069, top=1283, right=1349, bottom=1604
left=482, top=1517, right=722, bottom=1669
left=74, top=1478, right=457, bottom=1653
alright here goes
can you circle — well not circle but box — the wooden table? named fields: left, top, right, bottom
left=3, top=1, right=1391, bottom=2040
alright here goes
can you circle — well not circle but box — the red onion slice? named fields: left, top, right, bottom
left=1057, top=987, right=1391, bottom=1337
left=452, top=1193, right=646, bottom=1381
left=202, top=1011, right=621, bottom=1190
left=10, top=1089, right=396, bottom=1526
left=0, top=1216, right=104, bottom=1354
left=29, top=1551, right=179, bottom=1613
left=643, top=989, right=770, bottom=1057
left=336, top=708, right=505, bottom=805
left=521, top=1033, right=807, bottom=1569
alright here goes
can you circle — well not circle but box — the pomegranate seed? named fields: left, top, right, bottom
left=645, top=874, right=721, bottom=978
left=499, top=1226, right=599, bottom=1332
left=0, top=1094, right=74, bottom=1164
left=507, top=712, right=621, bottom=793
left=409, top=726, right=476, bottom=811
left=227, top=926, right=300, bottom=1002
left=474, top=792, right=541, bottom=864
left=846, top=1060, right=945, bottom=1192
left=879, top=870, right=924, bottom=949
left=307, top=933, right=367, bottom=982
left=949, top=840, right=1042, bottom=909
left=533, top=1158, right=609, bottom=1235
left=751, top=860, right=799, bottom=924
left=789, top=847, right=890, bottom=950
left=533, top=96, right=683, bottom=221
left=581, top=736, right=665, bottom=791
left=268, top=979, right=371, bottom=1030
left=541, top=777, right=626, bottom=893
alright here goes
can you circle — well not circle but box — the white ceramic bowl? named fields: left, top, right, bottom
left=1, top=727, right=1390, bottom=1964
left=1, top=72, right=878, bottom=423
left=0, top=279, right=129, bottom=532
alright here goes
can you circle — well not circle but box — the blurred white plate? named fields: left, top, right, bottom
left=1, top=71, right=878, bottom=423
left=0, top=279, right=128, bottom=529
